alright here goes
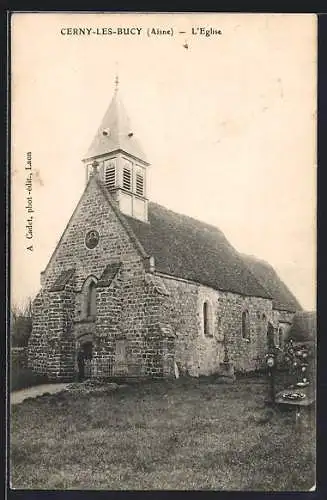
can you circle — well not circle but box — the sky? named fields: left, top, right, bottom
left=11, top=12, right=317, bottom=310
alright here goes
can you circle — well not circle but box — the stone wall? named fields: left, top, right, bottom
left=29, top=177, right=175, bottom=380
left=29, top=175, right=292, bottom=380
left=272, top=309, right=295, bottom=347
left=91, top=260, right=175, bottom=378
left=161, top=275, right=273, bottom=375
left=28, top=279, right=76, bottom=380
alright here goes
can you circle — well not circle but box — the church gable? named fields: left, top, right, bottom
left=42, top=174, right=147, bottom=291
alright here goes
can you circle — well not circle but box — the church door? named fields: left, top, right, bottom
left=77, top=341, right=93, bottom=380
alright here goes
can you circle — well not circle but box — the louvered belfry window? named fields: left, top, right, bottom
left=123, top=166, right=132, bottom=191
left=105, top=162, right=116, bottom=189
left=136, top=172, right=144, bottom=196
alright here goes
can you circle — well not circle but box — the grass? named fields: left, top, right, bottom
left=10, top=374, right=315, bottom=491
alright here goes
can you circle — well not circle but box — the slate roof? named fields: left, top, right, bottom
left=97, top=262, right=122, bottom=287
left=84, top=89, right=147, bottom=162
left=123, top=202, right=271, bottom=300
left=49, top=268, right=75, bottom=291
left=242, top=254, right=302, bottom=312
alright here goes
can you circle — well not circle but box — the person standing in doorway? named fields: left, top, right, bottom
left=77, top=349, right=85, bottom=381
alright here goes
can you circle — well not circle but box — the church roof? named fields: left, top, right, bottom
left=122, top=202, right=272, bottom=300
left=241, top=254, right=302, bottom=312
left=84, top=89, right=147, bottom=162
left=49, top=268, right=75, bottom=291
left=97, top=262, right=122, bottom=287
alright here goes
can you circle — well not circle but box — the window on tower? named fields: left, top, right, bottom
left=104, top=161, right=116, bottom=189
left=136, top=171, right=144, bottom=196
left=123, top=166, right=132, bottom=191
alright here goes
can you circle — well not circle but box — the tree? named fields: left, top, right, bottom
left=10, top=298, right=33, bottom=348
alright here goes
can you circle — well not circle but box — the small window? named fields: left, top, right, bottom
left=242, top=310, right=250, bottom=340
left=267, top=322, right=275, bottom=349
left=86, top=281, right=97, bottom=319
left=136, top=172, right=144, bottom=196
left=105, top=163, right=116, bottom=189
left=277, top=327, right=283, bottom=347
left=123, top=166, right=132, bottom=191
left=203, top=301, right=212, bottom=337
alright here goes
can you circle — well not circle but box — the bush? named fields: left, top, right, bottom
left=11, top=300, right=33, bottom=348
left=11, top=315, right=32, bottom=348
left=11, top=366, right=48, bottom=392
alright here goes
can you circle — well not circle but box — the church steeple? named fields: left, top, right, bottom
left=83, top=78, right=150, bottom=222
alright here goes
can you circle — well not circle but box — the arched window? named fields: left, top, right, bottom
left=242, top=310, right=250, bottom=340
left=86, top=281, right=97, bottom=319
left=277, top=327, right=283, bottom=347
left=267, top=322, right=275, bottom=349
left=203, top=301, right=212, bottom=336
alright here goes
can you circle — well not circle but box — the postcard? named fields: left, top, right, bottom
left=10, top=12, right=316, bottom=491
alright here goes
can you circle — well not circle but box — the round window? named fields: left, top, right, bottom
left=85, top=230, right=99, bottom=249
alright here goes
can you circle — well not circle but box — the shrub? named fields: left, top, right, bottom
left=11, top=316, right=32, bottom=347
left=11, top=366, right=48, bottom=392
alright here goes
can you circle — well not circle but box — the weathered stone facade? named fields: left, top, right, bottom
left=272, top=309, right=294, bottom=347
left=159, top=275, right=274, bottom=375
left=28, top=176, right=175, bottom=380
left=28, top=87, right=299, bottom=381
left=28, top=174, right=297, bottom=380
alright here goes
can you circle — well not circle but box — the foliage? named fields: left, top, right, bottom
left=11, top=299, right=33, bottom=347
left=11, top=366, right=48, bottom=392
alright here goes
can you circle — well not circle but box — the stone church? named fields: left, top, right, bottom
left=28, top=82, right=302, bottom=381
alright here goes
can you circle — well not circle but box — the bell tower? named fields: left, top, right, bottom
left=83, top=76, right=150, bottom=222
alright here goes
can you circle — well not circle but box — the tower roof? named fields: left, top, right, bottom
left=84, top=86, right=148, bottom=163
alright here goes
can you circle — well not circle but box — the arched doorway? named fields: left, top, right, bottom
left=77, top=336, right=94, bottom=381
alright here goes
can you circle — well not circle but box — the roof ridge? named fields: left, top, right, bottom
left=126, top=201, right=273, bottom=300
left=148, top=204, right=272, bottom=299
left=242, top=253, right=302, bottom=312
left=148, top=201, right=229, bottom=235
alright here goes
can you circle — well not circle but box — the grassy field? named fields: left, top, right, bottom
left=10, top=375, right=315, bottom=491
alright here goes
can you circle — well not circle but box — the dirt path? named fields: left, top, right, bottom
left=11, top=383, right=69, bottom=405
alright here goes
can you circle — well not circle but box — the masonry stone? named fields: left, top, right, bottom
left=28, top=87, right=299, bottom=381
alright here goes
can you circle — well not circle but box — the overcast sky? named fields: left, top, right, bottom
left=11, top=13, right=316, bottom=310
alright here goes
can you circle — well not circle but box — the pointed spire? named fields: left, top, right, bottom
left=114, top=74, right=119, bottom=93
left=84, top=73, right=148, bottom=163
